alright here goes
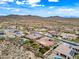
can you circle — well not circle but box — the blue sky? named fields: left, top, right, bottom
left=0, top=0, right=79, bottom=17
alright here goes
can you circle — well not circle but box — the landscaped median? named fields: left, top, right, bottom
left=74, top=54, right=79, bottom=59
left=23, top=40, right=50, bottom=57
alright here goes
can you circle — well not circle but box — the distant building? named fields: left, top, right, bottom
left=5, top=29, right=24, bottom=37
left=14, top=31, right=25, bottom=37
left=36, top=37, right=54, bottom=47
left=60, top=33, right=77, bottom=40
left=8, top=35, right=16, bottom=41
left=73, top=46, right=79, bottom=51
left=26, top=33, right=42, bottom=40
left=18, top=38, right=29, bottom=45
left=44, top=32, right=52, bottom=37
left=0, top=32, right=5, bottom=37
left=63, top=28, right=75, bottom=33
left=0, top=29, right=6, bottom=39
left=48, top=30, right=59, bottom=37
left=4, top=28, right=16, bottom=36
left=35, top=28, right=48, bottom=32
left=54, top=43, right=76, bottom=59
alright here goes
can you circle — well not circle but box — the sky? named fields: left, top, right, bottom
left=0, top=0, right=79, bottom=17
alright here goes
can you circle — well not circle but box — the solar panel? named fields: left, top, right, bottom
left=70, top=49, right=75, bottom=56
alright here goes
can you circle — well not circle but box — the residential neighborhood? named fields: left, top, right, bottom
left=0, top=17, right=79, bottom=59
left=0, top=0, right=79, bottom=58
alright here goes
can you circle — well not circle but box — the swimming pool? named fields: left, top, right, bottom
left=53, top=55, right=62, bottom=59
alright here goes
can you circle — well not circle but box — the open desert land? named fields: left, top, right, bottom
left=0, top=15, right=79, bottom=59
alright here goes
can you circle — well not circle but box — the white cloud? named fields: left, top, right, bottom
left=26, top=0, right=41, bottom=7
left=0, top=0, right=14, bottom=4
left=0, top=7, right=13, bottom=10
left=16, top=1, right=24, bottom=5
left=31, top=4, right=44, bottom=7
left=15, top=0, right=41, bottom=6
left=11, top=8, right=21, bottom=12
left=6, top=8, right=14, bottom=10
left=0, top=0, right=25, bottom=5
left=57, top=8, right=75, bottom=12
left=0, top=0, right=43, bottom=7
left=48, top=11, right=53, bottom=14
left=39, top=7, right=79, bottom=17
left=49, top=6, right=55, bottom=9
left=0, top=6, right=21, bottom=12
left=51, top=8, right=79, bottom=17
left=0, top=2, right=7, bottom=4
left=48, top=0, right=59, bottom=2
left=0, top=0, right=14, bottom=2
left=26, top=0, right=40, bottom=4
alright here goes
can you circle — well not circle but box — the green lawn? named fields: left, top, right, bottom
left=70, top=38, right=79, bottom=43
left=75, top=55, right=79, bottom=59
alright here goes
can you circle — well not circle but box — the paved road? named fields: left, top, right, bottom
left=60, top=39, right=79, bottom=46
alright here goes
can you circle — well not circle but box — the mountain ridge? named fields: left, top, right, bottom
left=0, top=15, right=79, bottom=21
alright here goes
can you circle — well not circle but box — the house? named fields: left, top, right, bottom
left=18, top=38, right=29, bottom=45
left=0, top=31, right=6, bottom=40
left=44, top=32, right=52, bottom=38
left=8, top=26, right=17, bottom=29
left=8, top=35, right=16, bottom=40
left=37, top=28, right=48, bottom=32
left=4, top=28, right=24, bottom=37
left=4, top=28, right=16, bottom=36
left=63, top=28, right=75, bottom=33
left=54, top=43, right=76, bottom=59
left=73, top=27, right=79, bottom=31
left=26, top=32, right=42, bottom=40
left=0, top=29, right=6, bottom=36
left=73, top=46, right=79, bottom=51
left=5, top=28, right=16, bottom=33
left=48, top=30, right=59, bottom=37
left=0, top=32, right=5, bottom=37
left=36, top=36, right=54, bottom=47
left=60, top=33, right=77, bottom=40
left=14, top=31, right=25, bottom=37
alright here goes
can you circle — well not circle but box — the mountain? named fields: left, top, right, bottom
left=0, top=15, right=79, bottom=26
left=0, top=15, right=79, bottom=22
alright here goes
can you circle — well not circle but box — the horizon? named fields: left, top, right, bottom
left=0, top=14, right=79, bottom=18
left=0, top=0, right=79, bottom=17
